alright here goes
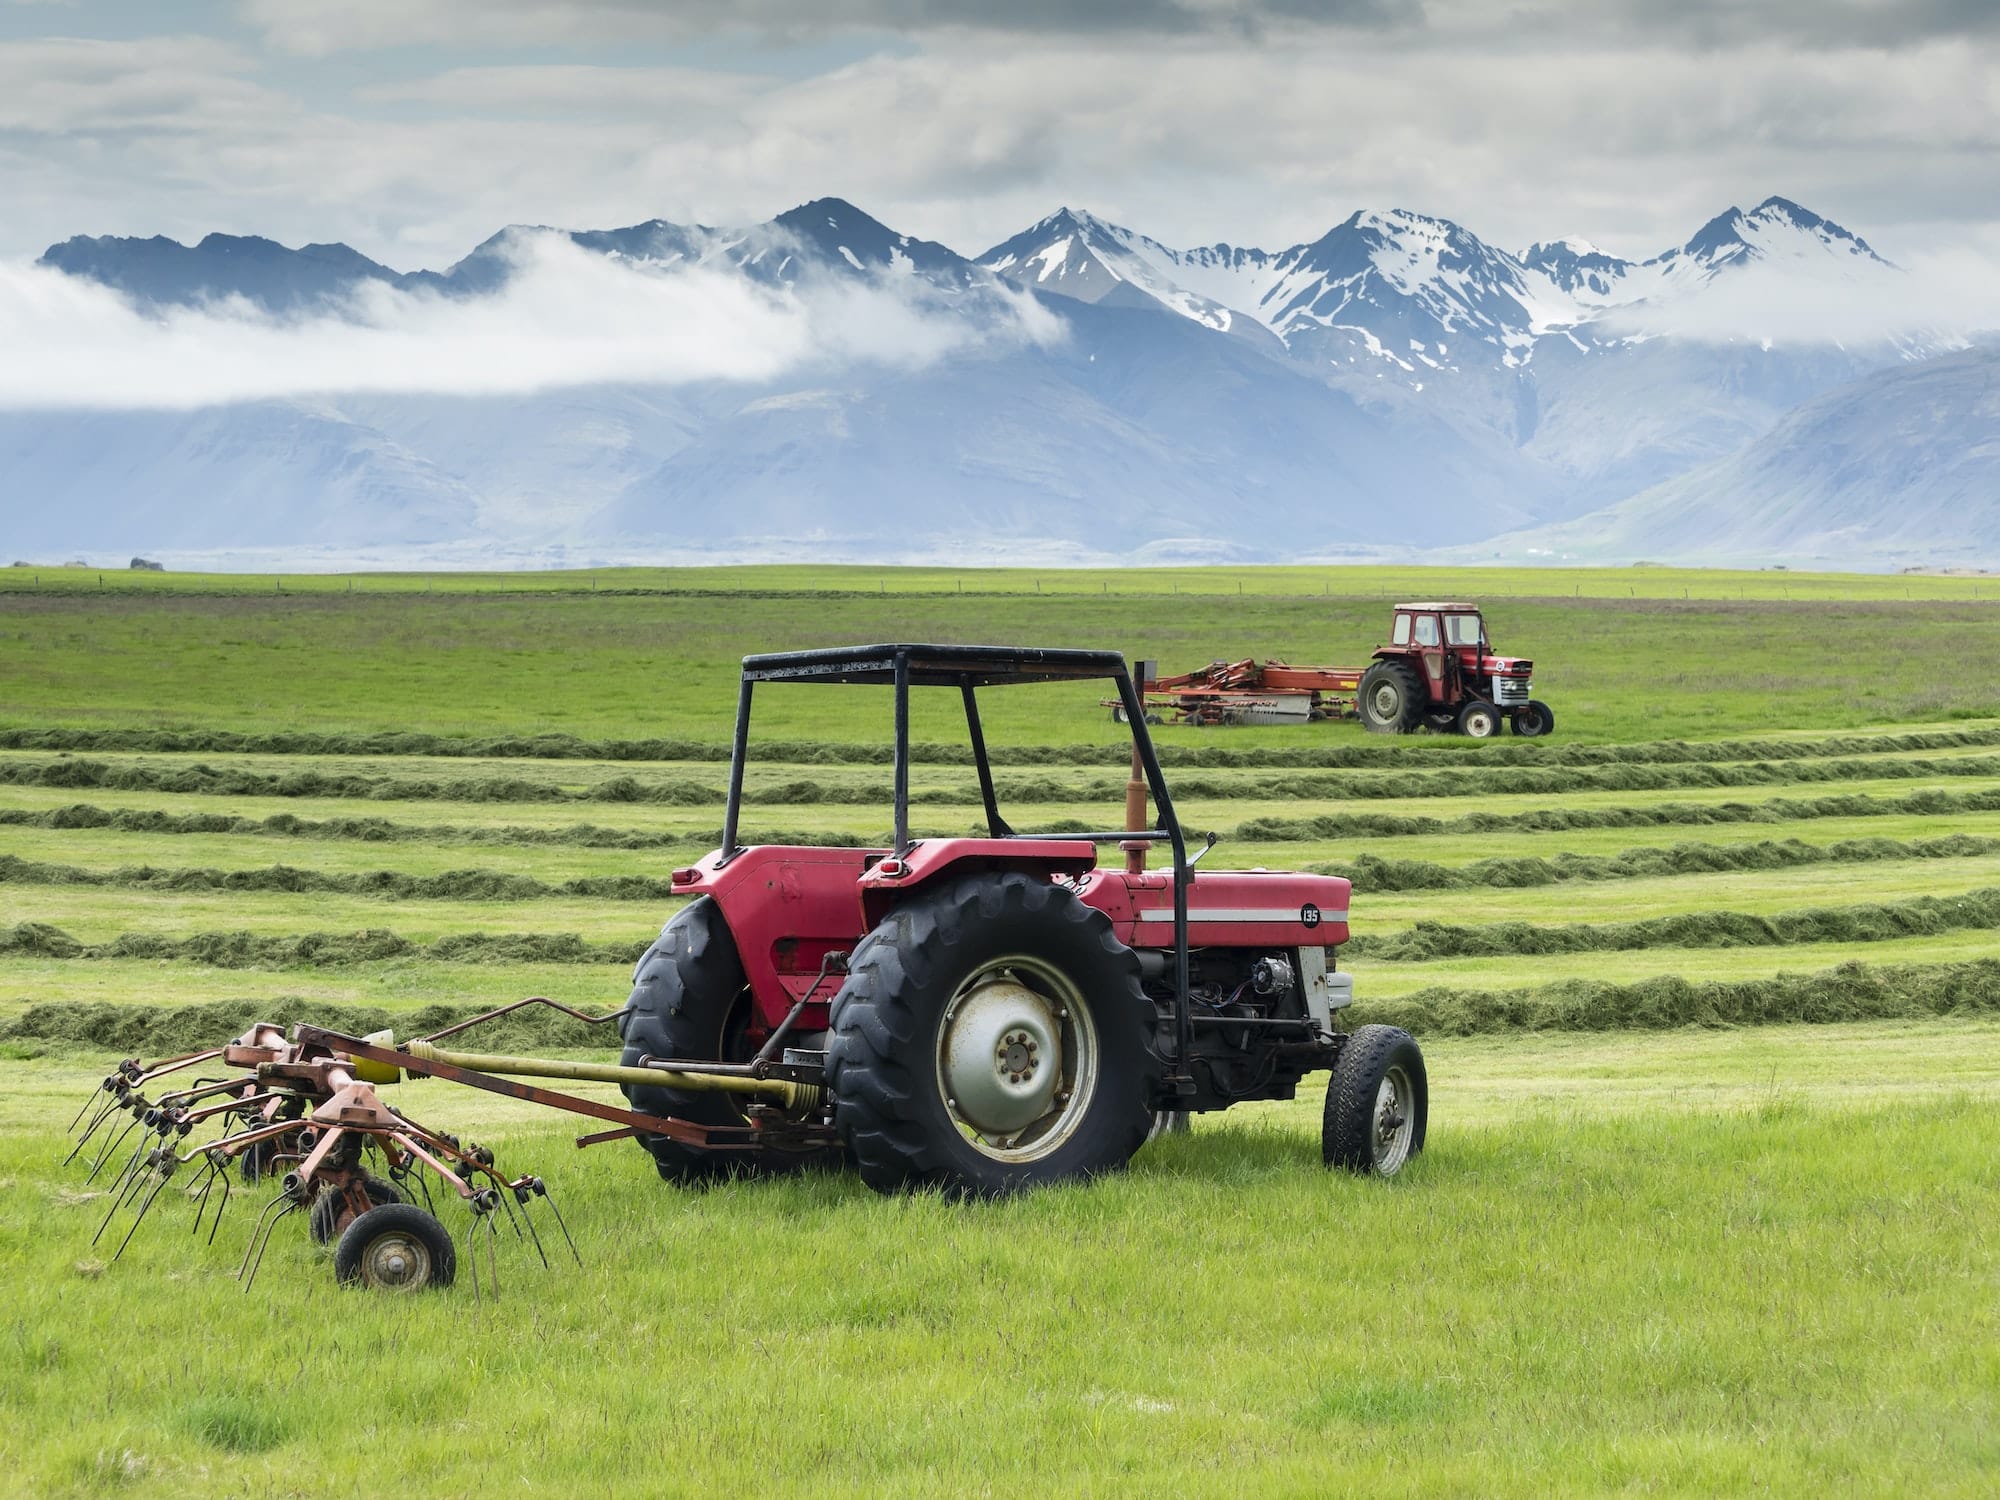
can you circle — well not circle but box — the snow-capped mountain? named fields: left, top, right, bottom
left=978, top=194, right=1907, bottom=372
left=11, top=193, right=1993, bottom=568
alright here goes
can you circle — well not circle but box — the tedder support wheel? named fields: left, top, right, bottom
left=1358, top=661, right=1425, bottom=734
left=334, top=1203, right=456, bottom=1291
left=1510, top=700, right=1555, bottom=738
left=618, top=897, right=841, bottom=1184
left=309, top=1173, right=404, bottom=1245
left=826, top=872, right=1161, bottom=1198
left=1457, top=699, right=1501, bottom=739
left=1323, top=1025, right=1428, bottom=1177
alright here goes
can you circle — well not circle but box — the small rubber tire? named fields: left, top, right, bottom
left=334, top=1203, right=456, bottom=1291
left=617, top=897, right=840, bottom=1183
left=308, top=1174, right=404, bottom=1245
left=1511, top=700, right=1555, bottom=738
left=1323, top=1025, right=1428, bottom=1177
left=1147, top=1111, right=1190, bottom=1141
left=1457, top=699, right=1501, bottom=739
left=1358, top=661, right=1425, bottom=734
left=827, top=871, right=1161, bottom=1198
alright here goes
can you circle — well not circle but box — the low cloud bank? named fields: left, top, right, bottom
left=1595, top=249, right=2000, bottom=347
left=0, top=233, right=1064, bottom=410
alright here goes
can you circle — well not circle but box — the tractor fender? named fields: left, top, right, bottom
left=857, top=838, right=1097, bottom=926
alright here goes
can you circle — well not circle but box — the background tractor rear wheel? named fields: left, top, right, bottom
left=308, top=1173, right=403, bottom=1245
left=1358, top=661, right=1425, bottom=734
left=334, top=1203, right=456, bottom=1292
left=827, top=872, right=1160, bottom=1199
left=1511, top=700, right=1555, bottom=738
left=1457, top=699, right=1501, bottom=738
left=1323, top=1025, right=1428, bottom=1177
left=618, top=897, right=841, bottom=1184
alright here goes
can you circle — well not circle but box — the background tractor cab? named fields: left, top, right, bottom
left=1360, top=602, right=1553, bottom=738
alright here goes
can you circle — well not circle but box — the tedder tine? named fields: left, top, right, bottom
left=512, top=1184, right=550, bottom=1270
left=536, top=1180, right=583, bottom=1268
left=238, top=1193, right=300, bottom=1292
left=112, top=1163, right=176, bottom=1264
left=84, top=1108, right=147, bottom=1183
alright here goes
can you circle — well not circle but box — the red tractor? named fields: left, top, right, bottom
left=1357, top=602, right=1552, bottom=739
left=618, top=643, right=1427, bottom=1197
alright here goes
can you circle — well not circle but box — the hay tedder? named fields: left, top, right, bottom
left=73, top=644, right=1427, bottom=1293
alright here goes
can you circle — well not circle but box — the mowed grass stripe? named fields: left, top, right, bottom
left=7, top=720, right=2000, bottom=769
left=14, top=749, right=2000, bottom=807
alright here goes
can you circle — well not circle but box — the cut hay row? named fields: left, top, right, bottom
left=11, top=749, right=2000, bottom=808
left=12, top=783, right=2000, bottom=854
left=6, top=721, right=1997, bottom=770
left=1348, top=886, right=2000, bottom=960
left=1312, top=833, right=2000, bottom=891
left=0, top=921, right=641, bottom=968
left=14, top=882, right=1999, bottom=977
left=8, top=834, right=1998, bottom=906
left=9, top=955, right=1995, bottom=1056
left=0, top=853, right=672, bottom=902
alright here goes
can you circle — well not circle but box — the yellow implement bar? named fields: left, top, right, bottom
left=395, top=1039, right=823, bottom=1112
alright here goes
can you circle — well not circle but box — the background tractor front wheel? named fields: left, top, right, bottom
left=1457, top=699, right=1501, bottom=738
left=827, top=872, right=1160, bottom=1198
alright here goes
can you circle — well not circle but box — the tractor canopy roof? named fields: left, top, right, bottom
left=740, top=643, right=1128, bottom=687
left=1394, top=602, right=1479, bottom=612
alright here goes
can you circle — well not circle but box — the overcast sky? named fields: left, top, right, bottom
left=3, top=0, right=1995, bottom=269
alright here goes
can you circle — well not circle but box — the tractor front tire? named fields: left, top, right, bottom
left=1510, top=700, right=1555, bottom=738
left=1457, top=699, right=1501, bottom=739
left=1323, top=1025, right=1427, bottom=1177
left=618, top=897, right=840, bottom=1184
left=827, top=872, right=1160, bottom=1199
left=1358, top=662, right=1425, bottom=734
left=334, top=1203, right=456, bottom=1292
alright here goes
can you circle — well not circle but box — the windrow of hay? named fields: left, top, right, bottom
left=0, top=854, right=673, bottom=901
left=0, top=804, right=868, bottom=849
left=6, top=835, right=1996, bottom=905
left=11, top=956, right=1997, bottom=1054
left=10, top=784, right=2000, bottom=855
left=14, top=882, right=1995, bottom=975
left=10, top=751, right=2000, bottom=808
left=0, top=922, right=645, bottom=968
left=1350, top=887, right=2000, bottom=960
left=1351, top=957, right=2000, bottom=1035
left=5, top=723, right=1998, bottom=769
left=1313, top=834, right=2000, bottom=891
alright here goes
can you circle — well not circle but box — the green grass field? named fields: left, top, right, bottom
left=3, top=564, right=1998, bottom=1496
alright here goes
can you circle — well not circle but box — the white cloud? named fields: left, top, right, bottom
left=0, top=233, right=1065, bottom=410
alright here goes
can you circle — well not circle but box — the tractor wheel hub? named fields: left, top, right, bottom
left=939, top=978, right=1062, bottom=1136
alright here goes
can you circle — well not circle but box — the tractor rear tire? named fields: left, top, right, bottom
left=309, top=1173, right=404, bottom=1245
left=617, top=897, right=840, bottom=1184
left=1358, top=662, right=1425, bottom=734
left=1510, top=700, right=1555, bottom=738
left=826, top=872, right=1160, bottom=1199
left=334, top=1203, right=456, bottom=1292
left=1323, top=1025, right=1427, bottom=1177
left=1457, top=699, right=1501, bottom=739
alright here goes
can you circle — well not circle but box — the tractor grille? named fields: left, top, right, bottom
left=1492, top=676, right=1532, bottom=706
